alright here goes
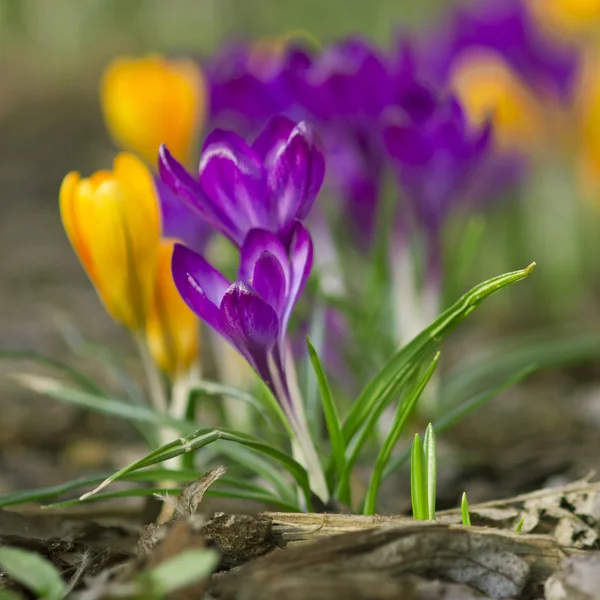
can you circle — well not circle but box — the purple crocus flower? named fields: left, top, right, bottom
left=172, top=220, right=329, bottom=500
left=383, top=95, right=492, bottom=238
left=172, top=222, right=312, bottom=411
left=159, top=114, right=325, bottom=250
left=206, top=42, right=297, bottom=132
left=418, top=0, right=578, bottom=101
left=154, top=178, right=211, bottom=254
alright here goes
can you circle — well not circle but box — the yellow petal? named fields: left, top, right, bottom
left=528, top=0, right=600, bottom=38
left=59, top=153, right=160, bottom=330
left=101, top=54, right=206, bottom=166
left=450, top=50, right=543, bottom=151
left=146, top=240, right=199, bottom=376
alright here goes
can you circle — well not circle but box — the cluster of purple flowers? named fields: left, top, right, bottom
left=156, top=0, right=578, bottom=468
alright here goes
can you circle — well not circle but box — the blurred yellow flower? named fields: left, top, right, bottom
left=146, top=240, right=199, bottom=377
left=101, top=54, right=205, bottom=167
left=576, top=49, right=600, bottom=199
left=451, top=50, right=543, bottom=151
left=528, top=0, right=600, bottom=38
left=59, top=153, right=160, bottom=330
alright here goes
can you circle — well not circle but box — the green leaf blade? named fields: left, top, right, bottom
left=306, top=336, right=345, bottom=491
left=0, top=547, right=65, bottom=600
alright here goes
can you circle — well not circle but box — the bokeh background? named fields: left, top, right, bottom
left=3, top=0, right=600, bottom=510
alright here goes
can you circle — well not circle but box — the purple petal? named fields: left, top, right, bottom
left=383, top=118, right=432, bottom=165
left=239, top=229, right=290, bottom=288
left=251, top=253, right=288, bottom=318
left=282, top=222, right=313, bottom=337
left=220, top=282, right=279, bottom=378
left=159, top=145, right=240, bottom=243
left=252, top=114, right=297, bottom=161
left=266, top=121, right=325, bottom=238
left=154, top=177, right=211, bottom=254
left=199, top=129, right=270, bottom=245
left=171, top=243, right=230, bottom=336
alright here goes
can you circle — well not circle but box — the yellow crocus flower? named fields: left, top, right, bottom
left=146, top=240, right=199, bottom=377
left=450, top=50, right=543, bottom=151
left=59, top=153, right=160, bottom=330
left=528, top=0, right=600, bottom=38
left=101, top=54, right=205, bottom=167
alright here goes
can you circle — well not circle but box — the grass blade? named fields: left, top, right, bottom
left=0, top=349, right=102, bottom=394
left=382, top=365, right=534, bottom=480
left=410, top=434, right=426, bottom=520
left=146, top=549, right=218, bottom=595
left=423, top=423, right=436, bottom=521
left=12, top=374, right=196, bottom=433
left=80, top=427, right=313, bottom=510
left=461, top=492, right=471, bottom=526
left=515, top=516, right=525, bottom=533
left=214, top=441, right=296, bottom=504
left=0, top=547, right=65, bottom=600
left=306, top=336, right=345, bottom=491
left=190, top=379, right=287, bottom=433
left=442, top=330, right=600, bottom=408
left=362, top=354, right=439, bottom=515
left=343, top=264, right=535, bottom=443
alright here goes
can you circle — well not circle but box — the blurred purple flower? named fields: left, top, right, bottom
left=159, top=114, right=325, bottom=248
left=383, top=96, right=492, bottom=237
left=418, top=0, right=578, bottom=101
left=172, top=222, right=312, bottom=412
left=206, top=42, right=298, bottom=131
left=154, top=177, right=211, bottom=253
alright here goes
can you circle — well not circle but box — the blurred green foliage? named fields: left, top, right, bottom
left=0, top=0, right=448, bottom=81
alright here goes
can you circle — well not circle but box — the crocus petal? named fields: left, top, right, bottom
left=154, top=177, right=211, bottom=254
left=282, top=222, right=313, bottom=337
left=171, top=243, right=230, bottom=337
left=59, top=153, right=160, bottom=330
left=146, top=240, right=199, bottom=376
left=238, top=228, right=290, bottom=287
left=251, top=253, right=288, bottom=318
left=383, top=117, right=433, bottom=165
left=252, top=114, right=298, bottom=161
left=101, top=55, right=205, bottom=166
left=220, top=282, right=279, bottom=378
left=269, top=122, right=326, bottom=232
left=159, top=144, right=229, bottom=228
left=199, top=129, right=270, bottom=245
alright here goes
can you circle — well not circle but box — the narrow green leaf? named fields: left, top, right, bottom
left=423, top=423, right=436, bottom=521
left=189, top=379, right=286, bottom=433
left=362, top=354, right=439, bottom=515
left=145, top=548, right=219, bottom=595
left=343, top=264, right=535, bottom=443
left=442, top=331, right=600, bottom=408
left=461, top=492, right=471, bottom=526
left=410, top=434, right=427, bottom=520
left=0, top=349, right=102, bottom=394
left=515, top=516, right=525, bottom=533
left=12, top=374, right=196, bottom=433
left=382, top=366, right=534, bottom=480
left=306, top=336, right=345, bottom=490
left=215, top=441, right=296, bottom=504
left=0, top=547, right=65, bottom=600
left=336, top=355, right=427, bottom=504
left=47, top=487, right=300, bottom=512
left=80, top=427, right=313, bottom=510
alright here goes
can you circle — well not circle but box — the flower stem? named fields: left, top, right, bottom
left=280, top=347, right=329, bottom=504
left=135, top=333, right=169, bottom=416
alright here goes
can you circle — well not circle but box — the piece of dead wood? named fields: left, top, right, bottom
left=209, top=522, right=567, bottom=600
left=259, top=477, right=600, bottom=550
